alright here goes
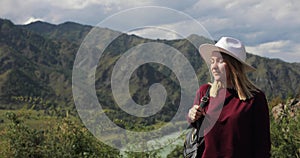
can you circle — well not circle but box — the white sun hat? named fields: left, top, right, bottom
left=199, top=36, right=256, bottom=71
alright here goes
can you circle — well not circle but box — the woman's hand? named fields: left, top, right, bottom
left=188, top=105, right=205, bottom=122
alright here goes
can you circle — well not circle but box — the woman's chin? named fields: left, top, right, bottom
left=213, top=77, right=225, bottom=83
left=213, top=77, right=221, bottom=81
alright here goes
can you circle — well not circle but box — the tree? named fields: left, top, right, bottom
left=3, top=111, right=120, bottom=157
left=270, top=98, right=300, bottom=158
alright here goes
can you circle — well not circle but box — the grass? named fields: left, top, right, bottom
left=0, top=109, right=57, bottom=131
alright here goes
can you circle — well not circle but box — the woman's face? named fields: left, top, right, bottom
left=210, top=52, right=228, bottom=82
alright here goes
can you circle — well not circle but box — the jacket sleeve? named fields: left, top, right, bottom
left=252, top=91, right=271, bottom=158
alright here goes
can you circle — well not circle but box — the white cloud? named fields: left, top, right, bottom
left=47, top=0, right=154, bottom=10
left=0, top=0, right=51, bottom=24
left=247, top=40, right=289, bottom=54
left=48, top=0, right=94, bottom=9
left=247, top=40, right=300, bottom=63
left=201, top=17, right=232, bottom=32
left=0, top=0, right=199, bottom=25
left=23, top=17, right=44, bottom=24
left=127, top=19, right=212, bottom=40
left=128, top=27, right=181, bottom=40
left=193, top=0, right=300, bottom=37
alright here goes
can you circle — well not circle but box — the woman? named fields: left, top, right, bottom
left=188, top=37, right=271, bottom=158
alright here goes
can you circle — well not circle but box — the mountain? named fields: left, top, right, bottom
left=0, top=18, right=300, bottom=119
left=23, top=21, right=92, bottom=44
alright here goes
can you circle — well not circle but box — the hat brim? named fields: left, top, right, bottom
left=199, top=44, right=256, bottom=72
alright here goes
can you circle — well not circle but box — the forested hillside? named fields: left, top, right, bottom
left=1, top=18, right=299, bottom=109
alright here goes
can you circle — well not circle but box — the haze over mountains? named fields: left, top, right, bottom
left=0, top=18, right=299, bottom=115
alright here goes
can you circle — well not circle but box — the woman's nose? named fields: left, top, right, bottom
left=211, top=62, right=217, bottom=69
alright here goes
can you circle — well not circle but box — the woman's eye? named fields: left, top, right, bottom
left=210, top=57, right=224, bottom=64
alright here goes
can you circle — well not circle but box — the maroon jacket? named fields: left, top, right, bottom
left=192, top=84, right=271, bottom=158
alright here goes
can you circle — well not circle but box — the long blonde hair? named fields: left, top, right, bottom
left=210, top=53, right=258, bottom=100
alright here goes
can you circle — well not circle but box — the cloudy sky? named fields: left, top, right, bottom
left=0, top=0, right=299, bottom=63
